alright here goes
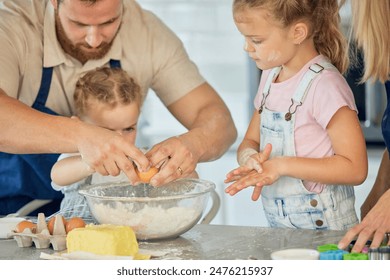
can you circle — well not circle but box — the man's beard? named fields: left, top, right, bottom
left=55, top=12, right=116, bottom=64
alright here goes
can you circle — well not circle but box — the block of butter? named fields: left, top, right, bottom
left=67, top=224, right=138, bottom=256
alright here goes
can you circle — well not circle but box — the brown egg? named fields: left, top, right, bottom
left=135, top=166, right=159, bottom=183
left=15, top=220, right=36, bottom=233
left=47, top=216, right=67, bottom=235
left=65, top=217, right=86, bottom=233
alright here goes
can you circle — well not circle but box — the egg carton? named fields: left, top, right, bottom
left=10, top=213, right=67, bottom=251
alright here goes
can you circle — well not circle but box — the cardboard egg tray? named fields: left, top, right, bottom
left=10, top=213, right=67, bottom=251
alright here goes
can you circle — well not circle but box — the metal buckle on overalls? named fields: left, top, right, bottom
left=285, top=99, right=303, bottom=121
left=258, top=91, right=270, bottom=114
left=309, top=63, right=324, bottom=73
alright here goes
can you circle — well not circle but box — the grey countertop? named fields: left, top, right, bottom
left=0, top=224, right=347, bottom=260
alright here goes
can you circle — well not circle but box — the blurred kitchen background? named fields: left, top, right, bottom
left=135, top=0, right=386, bottom=226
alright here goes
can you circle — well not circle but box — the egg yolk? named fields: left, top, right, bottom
left=135, top=166, right=159, bottom=183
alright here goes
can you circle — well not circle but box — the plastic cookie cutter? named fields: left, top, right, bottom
left=343, top=252, right=369, bottom=260
left=317, top=243, right=339, bottom=253
left=319, top=249, right=349, bottom=260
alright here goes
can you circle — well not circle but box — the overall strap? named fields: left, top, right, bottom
left=262, top=66, right=282, bottom=94
left=291, top=62, right=335, bottom=104
left=284, top=62, right=335, bottom=121
left=258, top=66, right=282, bottom=114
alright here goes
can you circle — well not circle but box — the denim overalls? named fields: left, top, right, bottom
left=0, top=59, right=121, bottom=216
left=259, top=62, right=358, bottom=230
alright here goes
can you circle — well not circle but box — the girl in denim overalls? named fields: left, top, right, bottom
left=225, top=0, right=368, bottom=230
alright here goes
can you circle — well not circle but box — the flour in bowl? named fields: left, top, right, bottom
left=91, top=202, right=202, bottom=240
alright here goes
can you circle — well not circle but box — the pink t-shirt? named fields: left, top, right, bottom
left=254, top=55, right=357, bottom=193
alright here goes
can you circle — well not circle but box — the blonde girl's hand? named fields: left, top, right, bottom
left=238, top=143, right=272, bottom=172
left=224, top=165, right=255, bottom=185
left=224, top=143, right=272, bottom=189
left=224, top=159, right=280, bottom=201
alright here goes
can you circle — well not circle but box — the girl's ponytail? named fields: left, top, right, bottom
left=311, top=0, right=349, bottom=74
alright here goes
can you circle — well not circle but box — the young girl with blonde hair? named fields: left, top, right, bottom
left=225, top=0, right=368, bottom=230
left=51, top=67, right=142, bottom=219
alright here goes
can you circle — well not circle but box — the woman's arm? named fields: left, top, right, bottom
left=51, top=155, right=94, bottom=187
left=360, top=148, right=390, bottom=219
left=338, top=188, right=390, bottom=252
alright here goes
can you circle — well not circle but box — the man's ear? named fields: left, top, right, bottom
left=291, top=22, right=308, bottom=45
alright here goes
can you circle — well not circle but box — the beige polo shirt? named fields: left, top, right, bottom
left=0, top=0, right=205, bottom=116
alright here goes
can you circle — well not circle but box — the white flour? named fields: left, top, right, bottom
left=92, top=202, right=201, bottom=240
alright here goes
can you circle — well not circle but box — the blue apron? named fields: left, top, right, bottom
left=0, top=59, right=121, bottom=216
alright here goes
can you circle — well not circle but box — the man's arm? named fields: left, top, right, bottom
left=147, top=82, right=237, bottom=186
left=168, top=82, right=237, bottom=162
left=0, top=89, right=76, bottom=153
left=0, top=89, right=149, bottom=183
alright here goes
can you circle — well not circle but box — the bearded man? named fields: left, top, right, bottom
left=0, top=0, right=237, bottom=215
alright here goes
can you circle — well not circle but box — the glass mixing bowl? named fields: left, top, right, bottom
left=79, top=178, right=216, bottom=241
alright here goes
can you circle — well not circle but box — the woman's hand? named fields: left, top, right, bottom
left=338, top=188, right=390, bottom=252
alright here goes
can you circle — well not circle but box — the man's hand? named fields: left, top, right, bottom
left=145, top=136, right=197, bottom=186
left=76, top=119, right=149, bottom=185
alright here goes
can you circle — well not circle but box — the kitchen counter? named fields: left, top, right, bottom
left=0, top=224, right=347, bottom=260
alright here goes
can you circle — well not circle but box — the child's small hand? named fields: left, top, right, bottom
left=238, top=144, right=272, bottom=172
left=224, top=165, right=254, bottom=183
left=224, top=158, right=280, bottom=201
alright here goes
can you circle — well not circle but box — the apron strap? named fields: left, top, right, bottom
left=109, top=59, right=121, bottom=68
left=32, top=67, right=56, bottom=113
